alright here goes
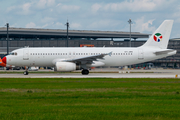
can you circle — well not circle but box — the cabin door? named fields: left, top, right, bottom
left=138, top=49, right=144, bottom=59
left=23, top=49, right=29, bottom=60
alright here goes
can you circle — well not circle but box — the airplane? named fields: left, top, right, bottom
left=1, top=20, right=176, bottom=75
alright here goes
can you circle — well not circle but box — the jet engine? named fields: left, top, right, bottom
left=54, top=62, right=81, bottom=72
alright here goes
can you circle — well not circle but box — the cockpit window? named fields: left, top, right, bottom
left=9, top=52, right=17, bottom=55
left=9, top=52, right=14, bottom=55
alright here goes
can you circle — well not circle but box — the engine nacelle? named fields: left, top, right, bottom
left=54, top=62, right=80, bottom=72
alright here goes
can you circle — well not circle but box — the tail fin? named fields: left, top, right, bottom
left=141, top=20, right=173, bottom=49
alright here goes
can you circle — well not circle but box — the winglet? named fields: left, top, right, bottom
left=108, top=51, right=112, bottom=56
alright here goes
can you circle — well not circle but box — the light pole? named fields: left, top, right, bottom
left=128, top=19, right=132, bottom=70
left=65, top=20, right=69, bottom=47
left=6, top=23, right=9, bottom=55
left=128, top=19, right=132, bottom=47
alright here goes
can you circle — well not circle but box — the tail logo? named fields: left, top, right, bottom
left=153, top=33, right=163, bottom=42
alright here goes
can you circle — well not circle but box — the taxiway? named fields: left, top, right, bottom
left=0, top=69, right=179, bottom=78
left=0, top=73, right=179, bottom=78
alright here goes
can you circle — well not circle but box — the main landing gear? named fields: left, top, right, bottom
left=81, top=69, right=89, bottom=75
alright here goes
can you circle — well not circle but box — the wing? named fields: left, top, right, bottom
left=64, top=52, right=112, bottom=65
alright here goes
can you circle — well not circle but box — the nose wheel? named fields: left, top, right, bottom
left=23, top=71, right=29, bottom=75
left=81, top=69, right=89, bottom=75
left=23, top=66, right=29, bottom=75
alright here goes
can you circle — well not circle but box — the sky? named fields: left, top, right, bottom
left=0, top=0, right=180, bottom=39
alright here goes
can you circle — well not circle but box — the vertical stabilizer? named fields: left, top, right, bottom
left=141, top=20, right=173, bottom=49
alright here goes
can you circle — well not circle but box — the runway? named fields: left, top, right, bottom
left=0, top=73, right=179, bottom=78
left=0, top=68, right=180, bottom=78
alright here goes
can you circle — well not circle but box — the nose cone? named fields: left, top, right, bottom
left=2, top=57, right=6, bottom=64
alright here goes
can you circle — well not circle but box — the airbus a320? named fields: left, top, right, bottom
left=1, top=20, right=176, bottom=75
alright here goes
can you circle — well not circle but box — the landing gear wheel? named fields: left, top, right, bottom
left=23, top=71, right=29, bottom=75
left=81, top=69, right=89, bottom=75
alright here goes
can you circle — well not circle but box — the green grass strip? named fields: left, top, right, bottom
left=0, top=78, right=180, bottom=120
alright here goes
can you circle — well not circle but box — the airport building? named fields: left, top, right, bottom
left=0, top=27, right=179, bottom=68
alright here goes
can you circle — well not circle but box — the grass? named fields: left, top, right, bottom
left=0, top=78, right=180, bottom=120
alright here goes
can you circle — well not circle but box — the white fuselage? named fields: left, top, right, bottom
left=5, top=47, right=176, bottom=67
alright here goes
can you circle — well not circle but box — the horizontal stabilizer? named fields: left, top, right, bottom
left=154, top=49, right=176, bottom=55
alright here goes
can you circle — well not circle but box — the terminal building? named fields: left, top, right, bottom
left=0, top=27, right=179, bottom=68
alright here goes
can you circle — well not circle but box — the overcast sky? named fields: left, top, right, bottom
left=0, top=0, right=179, bottom=39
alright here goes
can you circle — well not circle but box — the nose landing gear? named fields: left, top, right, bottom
left=23, top=66, right=29, bottom=75
left=23, top=71, right=29, bottom=75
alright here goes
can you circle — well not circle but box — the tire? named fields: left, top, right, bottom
left=23, top=71, right=29, bottom=75
left=81, top=69, right=89, bottom=75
